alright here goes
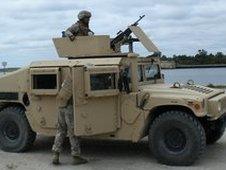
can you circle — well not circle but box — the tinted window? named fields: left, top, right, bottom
left=33, top=74, right=57, bottom=89
left=90, top=73, right=116, bottom=91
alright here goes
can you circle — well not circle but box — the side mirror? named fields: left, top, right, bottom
left=187, top=79, right=195, bottom=85
left=162, top=73, right=165, bottom=79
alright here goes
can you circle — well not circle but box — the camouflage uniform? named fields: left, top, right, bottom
left=52, top=104, right=81, bottom=156
left=65, top=21, right=94, bottom=37
left=52, top=74, right=81, bottom=156
left=65, top=10, right=94, bottom=38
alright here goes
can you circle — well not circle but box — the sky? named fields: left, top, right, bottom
left=0, top=0, right=226, bottom=67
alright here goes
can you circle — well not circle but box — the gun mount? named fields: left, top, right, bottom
left=110, top=15, right=145, bottom=51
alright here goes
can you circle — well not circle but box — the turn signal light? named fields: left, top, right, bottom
left=194, top=104, right=201, bottom=110
left=187, top=101, right=201, bottom=110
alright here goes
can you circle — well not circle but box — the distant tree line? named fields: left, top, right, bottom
left=161, top=50, right=226, bottom=65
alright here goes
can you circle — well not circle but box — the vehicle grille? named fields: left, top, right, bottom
left=183, top=85, right=214, bottom=94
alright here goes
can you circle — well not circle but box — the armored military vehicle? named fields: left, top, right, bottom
left=0, top=17, right=225, bottom=166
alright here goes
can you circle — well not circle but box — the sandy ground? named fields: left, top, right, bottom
left=0, top=135, right=226, bottom=170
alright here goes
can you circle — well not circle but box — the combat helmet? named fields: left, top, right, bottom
left=78, top=10, right=92, bottom=20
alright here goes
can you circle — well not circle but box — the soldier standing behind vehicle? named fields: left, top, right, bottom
left=65, top=10, right=94, bottom=41
left=52, top=71, right=88, bottom=165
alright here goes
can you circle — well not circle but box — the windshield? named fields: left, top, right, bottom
left=120, top=63, right=161, bottom=87
left=145, top=64, right=160, bottom=80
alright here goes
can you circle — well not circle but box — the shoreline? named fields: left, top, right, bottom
left=0, top=67, right=20, bottom=73
left=162, top=64, right=226, bottom=69
left=176, top=64, right=226, bottom=69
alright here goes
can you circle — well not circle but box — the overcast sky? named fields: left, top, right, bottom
left=0, top=0, right=226, bottom=67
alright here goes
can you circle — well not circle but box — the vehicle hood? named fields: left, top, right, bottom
left=0, top=67, right=29, bottom=92
left=139, top=83, right=225, bottom=100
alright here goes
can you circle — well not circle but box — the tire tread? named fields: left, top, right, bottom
left=149, top=110, right=206, bottom=165
left=0, top=106, right=36, bottom=152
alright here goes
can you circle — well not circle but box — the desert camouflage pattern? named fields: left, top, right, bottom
left=57, top=74, right=73, bottom=108
left=65, top=21, right=93, bottom=37
left=52, top=104, right=81, bottom=156
left=65, top=10, right=93, bottom=37
left=52, top=73, right=80, bottom=156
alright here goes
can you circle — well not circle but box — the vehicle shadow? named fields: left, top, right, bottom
left=30, top=135, right=226, bottom=168
left=32, top=135, right=151, bottom=158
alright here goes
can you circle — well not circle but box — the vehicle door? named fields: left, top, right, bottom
left=28, top=68, right=60, bottom=129
left=72, top=66, right=119, bottom=136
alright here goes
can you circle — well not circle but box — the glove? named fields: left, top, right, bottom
left=69, top=35, right=75, bottom=41
left=88, top=31, right=94, bottom=36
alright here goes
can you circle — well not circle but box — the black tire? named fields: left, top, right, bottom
left=0, top=106, right=36, bottom=152
left=204, top=116, right=226, bottom=144
left=149, top=111, right=206, bottom=166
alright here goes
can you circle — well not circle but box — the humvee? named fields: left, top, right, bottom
left=0, top=21, right=226, bottom=166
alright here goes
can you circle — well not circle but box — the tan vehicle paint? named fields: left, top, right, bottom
left=0, top=25, right=226, bottom=165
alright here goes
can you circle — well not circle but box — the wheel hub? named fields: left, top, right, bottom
left=3, top=121, right=19, bottom=141
left=164, top=128, right=186, bottom=152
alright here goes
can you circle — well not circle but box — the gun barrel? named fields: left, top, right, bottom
left=132, top=15, right=145, bottom=26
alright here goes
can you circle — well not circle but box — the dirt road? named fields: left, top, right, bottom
left=1, top=135, right=226, bottom=170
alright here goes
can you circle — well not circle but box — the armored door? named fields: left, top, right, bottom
left=28, top=68, right=60, bottom=131
left=72, top=66, right=120, bottom=136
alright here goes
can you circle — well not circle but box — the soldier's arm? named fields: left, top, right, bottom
left=65, top=23, right=80, bottom=41
left=56, top=74, right=73, bottom=108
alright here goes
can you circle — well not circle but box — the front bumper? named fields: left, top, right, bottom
left=208, top=93, right=226, bottom=119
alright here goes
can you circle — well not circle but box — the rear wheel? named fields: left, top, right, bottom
left=0, top=106, right=36, bottom=152
left=149, top=111, right=206, bottom=166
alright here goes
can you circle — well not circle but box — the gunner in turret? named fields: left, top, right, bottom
left=65, top=10, right=94, bottom=41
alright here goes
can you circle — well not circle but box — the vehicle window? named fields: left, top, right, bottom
left=90, top=73, right=116, bottom=91
left=33, top=74, right=57, bottom=89
left=145, top=64, right=161, bottom=80
left=138, top=65, right=143, bottom=82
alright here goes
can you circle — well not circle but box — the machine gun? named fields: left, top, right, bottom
left=110, top=15, right=145, bottom=51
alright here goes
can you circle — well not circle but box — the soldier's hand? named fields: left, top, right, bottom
left=69, top=35, right=75, bottom=41
left=88, top=31, right=94, bottom=36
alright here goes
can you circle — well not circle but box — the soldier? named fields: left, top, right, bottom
left=52, top=72, right=88, bottom=165
left=65, top=10, right=94, bottom=41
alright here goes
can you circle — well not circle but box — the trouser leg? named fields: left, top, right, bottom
left=65, top=105, right=81, bottom=156
left=69, top=135, right=81, bottom=156
left=52, top=107, right=67, bottom=153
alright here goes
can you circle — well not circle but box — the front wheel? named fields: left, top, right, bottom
left=204, top=115, right=226, bottom=144
left=149, top=111, right=206, bottom=166
left=0, top=107, right=36, bottom=152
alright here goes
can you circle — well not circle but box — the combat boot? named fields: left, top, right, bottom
left=52, top=151, right=60, bottom=165
left=72, top=155, right=88, bottom=165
